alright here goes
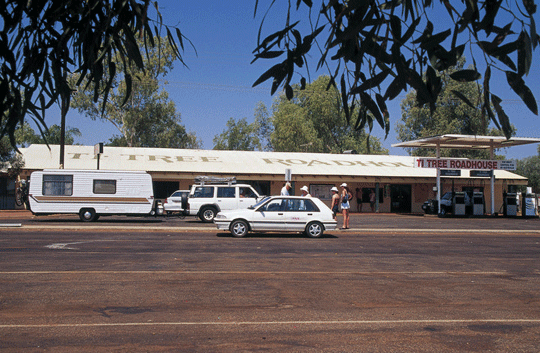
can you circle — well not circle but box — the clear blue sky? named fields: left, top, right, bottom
left=44, top=0, right=540, bottom=159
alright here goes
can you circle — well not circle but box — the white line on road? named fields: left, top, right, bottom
left=45, top=242, right=87, bottom=250
left=0, top=223, right=22, bottom=227
left=14, top=225, right=540, bottom=233
left=44, top=239, right=119, bottom=250
left=0, top=270, right=513, bottom=275
left=1, top=318, right=540, bottom=329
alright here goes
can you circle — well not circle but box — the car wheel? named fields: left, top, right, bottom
left=230, top=220, right=249, bottom=238
left=199, top=206, right=217, bottom=223
left=79, top=208, right=98, bottom=222
left=305, top=221, right=324, bottom=238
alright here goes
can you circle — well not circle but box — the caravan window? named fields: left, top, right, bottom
left=94, top=180, right=116, bottom=194
left=43, top=174, right=73, bottom=196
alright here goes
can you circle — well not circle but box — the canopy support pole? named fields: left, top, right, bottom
left=490, top=140, right=495, bottom=215
left=436, top=142, right=441, bottom=214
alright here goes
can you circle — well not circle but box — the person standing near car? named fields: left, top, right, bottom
left=369, top=189, right=376, bottom=212
left=340, top=183, right=352, bottom=229
left=331, top=186, right=340, bottom=220
left=281, top=182, right=291, bottom=196
left=300, top=185, right=311, bottom=197
left=355, top=187, right=363, bottom=212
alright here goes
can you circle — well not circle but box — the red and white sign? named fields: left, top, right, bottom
left=414, top=158, right=516, bottom=171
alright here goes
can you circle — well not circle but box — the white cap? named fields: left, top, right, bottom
left=300, top=186, right=309, bottom=192
left=340, top=183, right=348, bottom=187
left=331, top=186, right=339, bottom=192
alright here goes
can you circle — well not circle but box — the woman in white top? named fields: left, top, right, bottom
left=300, top=185, right=311, bottom=197
left=340, top=183, right=352, bottom=229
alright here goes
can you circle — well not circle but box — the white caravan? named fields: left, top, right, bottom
left=28, top=169, right=156, bottom=221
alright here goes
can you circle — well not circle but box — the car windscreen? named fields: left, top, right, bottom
left=250, top=196, right=270, bottom=209
left=171, top=191, right=188, bottom=197
left=239, top=186, right=258, bottom=198
left=442, top=192, right=453, bottom=200
left=258, top=198, right=284, bottom=212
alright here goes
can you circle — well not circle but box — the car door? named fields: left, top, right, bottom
left=238, top=186, right=259, bottom=209
left=283, top=198, right=316, bottom=231
left=189, top=186, right=215, bottom=215
left=250, top=198, right=286, bottom=231
left=216, top=186, right=238, bottom=211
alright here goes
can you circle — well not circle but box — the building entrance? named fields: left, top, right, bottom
left=391, top=185, right=411, bottom=213
left=153, top=181, right=180, bottom=199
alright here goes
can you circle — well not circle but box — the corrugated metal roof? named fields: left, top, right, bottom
left=19, top=144, right=525, bottom=180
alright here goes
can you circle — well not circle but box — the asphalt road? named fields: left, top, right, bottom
left=3, top=210, right=540, bottom=230
left=1, top=213, right=539, bottom=352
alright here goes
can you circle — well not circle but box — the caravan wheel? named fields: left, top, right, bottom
left=79, top=208, right=99, bottom=222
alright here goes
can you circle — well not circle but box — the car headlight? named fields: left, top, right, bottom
left=215, top=214, right=227, bottom=219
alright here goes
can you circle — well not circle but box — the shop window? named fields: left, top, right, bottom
left=309, top=184, right=334, bottom=200
left=362, top=188, right=384, bottom=203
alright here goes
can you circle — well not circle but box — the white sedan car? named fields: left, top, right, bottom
left=214, top=196, right=337, bottom=238
left=163, top=190, right=189, bottom=214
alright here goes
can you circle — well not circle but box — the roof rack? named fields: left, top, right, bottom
left=194, top=176, right=236, bottom=186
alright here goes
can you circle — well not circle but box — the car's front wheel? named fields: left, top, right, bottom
left=230, top=220, right=249, bottom=238
left=305, top=221, right=324, bottom=238
left=199, top=206, right=217, bottom=223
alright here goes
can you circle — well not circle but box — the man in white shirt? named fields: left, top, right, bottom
left=281, top=182, right=291, bottom=196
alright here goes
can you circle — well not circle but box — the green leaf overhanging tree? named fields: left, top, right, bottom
left=69, top=36, right=201, bottom=149
left=0, top=0, right=190, bottom=150
left=270, top=76, right=388, bottom=154
left=396, top=58, right=515, bottom=159
left=253, top=1, right=539, bottom=140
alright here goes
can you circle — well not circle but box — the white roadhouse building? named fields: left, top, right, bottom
left=19, top=144, right=528, bottom=214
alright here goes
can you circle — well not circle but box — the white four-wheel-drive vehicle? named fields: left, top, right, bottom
left=214, top=196, right=337, bottom=238
left=187, top=176, right=262, bottom=222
